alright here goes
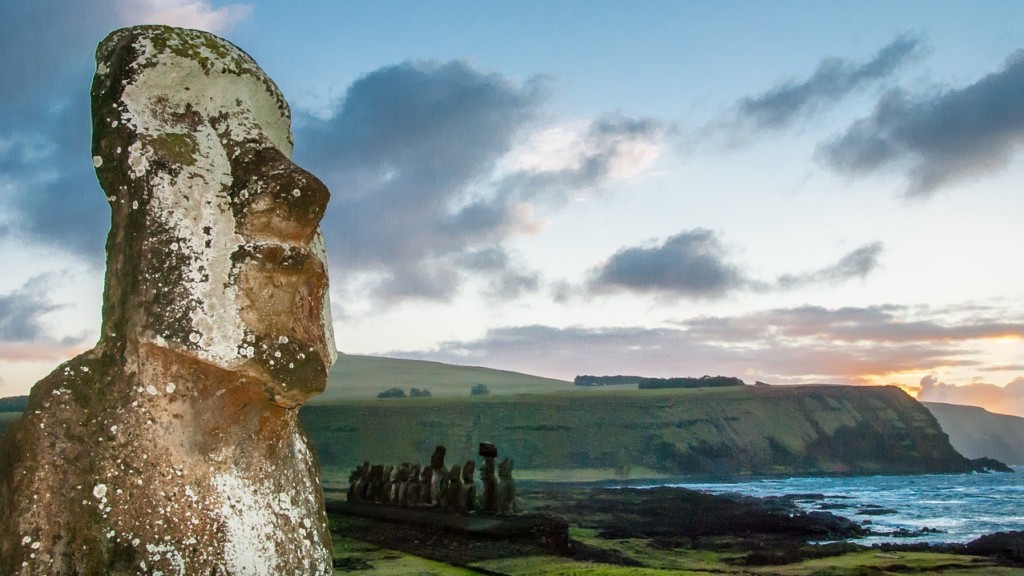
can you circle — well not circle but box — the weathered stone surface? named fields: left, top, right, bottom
left=0, top=25, right=335, bottom=575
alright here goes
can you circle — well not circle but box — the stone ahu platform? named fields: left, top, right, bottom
left=326, top=500, right=569, bottom=565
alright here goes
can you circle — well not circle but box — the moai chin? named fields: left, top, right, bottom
left=0, top=25, right=336, bottom=575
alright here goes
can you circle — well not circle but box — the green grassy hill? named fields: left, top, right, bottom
left=924, top=401, right=1024, bottom=465
left=302, top=383, right=976, bottom=482
left=312, top=353, right=574, bottom=402
left=0, top=413, right=19, bottom=435
left=1, top=355, right=998, bottom=482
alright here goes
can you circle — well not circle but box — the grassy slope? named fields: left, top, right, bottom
left=924, top=401, right=1024, bottom=465
left=0, top=412, right=19, bottom=435
left=303, top=382, right=968, bottom=481
left=312, top=353, right=574, bottom=402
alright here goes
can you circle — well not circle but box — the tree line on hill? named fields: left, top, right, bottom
left=574, top=375, right=745, bottom=389
left=376, top=384, right=491, bottom=399
left=377, top=387, right=433, bottom=399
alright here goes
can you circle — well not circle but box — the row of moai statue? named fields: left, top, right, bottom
left=348, top=444, right=517, bottom=515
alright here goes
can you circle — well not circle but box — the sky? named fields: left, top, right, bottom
left=1, top=1, right=1024, bottom=417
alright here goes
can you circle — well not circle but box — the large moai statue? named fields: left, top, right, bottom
left=0, top=25, right=337, bottom=575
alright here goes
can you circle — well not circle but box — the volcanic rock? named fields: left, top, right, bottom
left=0, top=25, right=336, bottom=575
left=966, top=531, right=1024, bottom=563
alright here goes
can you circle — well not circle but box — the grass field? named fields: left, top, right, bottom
left=303, top=383, right=965, bottom=481
left=314, top=353, right=574, bottom=402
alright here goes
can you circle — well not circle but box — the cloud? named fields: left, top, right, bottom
left=776, top=242, right=883, bottom=288
left=918, top=375, right=1024, bottom=418
left=458, top=248, right=540, bottom=299
left=298, top=61, right=668, bottom=303
left=589, top=229, right=746, bottom=298
left=682, top=304, right=1024, bottom=344
left=0, top=1, right=252, bottom=261
left=297, top=60, right=545, bottom=302
left=117, top=0, right=252, bottom=33
left=0, top=1, right=250, bottom=120
left=0, top=5, right=666, bottom=307
left=1, top=94, right=110, bottom=261
left=587, top=231, right=881, bottom=299
left=820, top=49, right=1024, bottom=196
left=736, top=35, right=922, bottom=131
left=392, top=303, right=1023, bottom=385
left=0, top=1, right=110, bottom=118
left=498, top=115, right=668, bottom=193
left=0, top=277, right=62, bottom=342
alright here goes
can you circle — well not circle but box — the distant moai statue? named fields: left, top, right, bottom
left=498, top=457, right=517, bottom=514
left=446, top=464, right=463, bottom=511
left=359, top=465, right=372, bottom=502
left=382, top=465, right=396, bottom=504
left=356, top=461, right=373, bottom=502
left=373, top=465, right=390, bottom=502
left=405, top=464, right=422, bottom=507
left=387, top=463, right=403, bottom=504
left=418, top=465, right=433, bottom=506
left=429, top=445, right=447, bottom=506
left=460, top=460, right=477, bottom=512
left=396, top=463, right=412, bottom=506
left=479, top=443, right=499, bottom=514
left=361, top=465, right=382, bottom=502
left=348, top=462, right=367, bottom=501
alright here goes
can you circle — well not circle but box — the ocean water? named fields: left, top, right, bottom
left=659, top=466, right=1024, bottom=544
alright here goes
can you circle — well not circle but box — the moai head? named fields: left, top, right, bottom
left=498, top=457, right=514, bottom=480
left=430, top=445, right=447, bottom=469
left=462, top=460, right=475, bottom=483
left=90, top=25, right=336, bottom=408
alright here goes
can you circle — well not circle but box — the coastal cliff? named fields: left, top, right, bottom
left=925, top=401, right=1024, bottom=465
left=303, top=384, right=979, bottom=478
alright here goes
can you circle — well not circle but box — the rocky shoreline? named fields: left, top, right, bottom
left=327, top=483, right=1024, bottom=573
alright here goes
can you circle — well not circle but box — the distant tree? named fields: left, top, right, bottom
left=470, top=383, right=490, bottom=396
left=377, top=387, right=406, bottom=399
left=409, top=387, right=432, bottom=398
left=574, top=375, right=642, bottom=387
left=638, top=375, right=745, bottom=390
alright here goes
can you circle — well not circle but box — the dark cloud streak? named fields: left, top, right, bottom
left=820, top=49, right=1024, bottom=195
left=0, top=277, right=63, bottom=342
left=587, top=231, right=882, bottom=299
left=777, top=242, right=883, bottom=288
left=589, top=229, right=746, bottom=298
left=737, top=35, right=922, bottom=130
